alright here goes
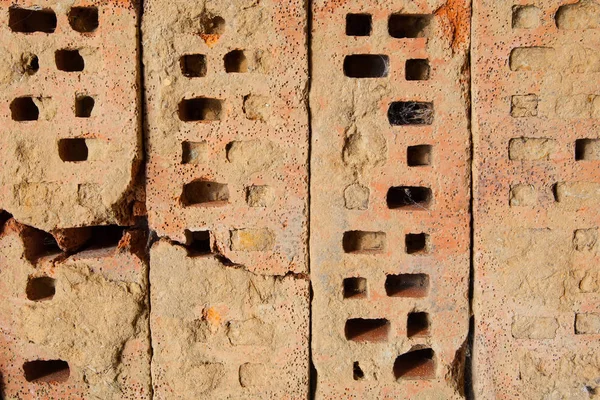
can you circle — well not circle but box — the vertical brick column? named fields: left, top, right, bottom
left=473, top=1, right=600, bottom=397
left=310, top=1, right=471, bottom=397
left=0, top=0, right=142, bottom=231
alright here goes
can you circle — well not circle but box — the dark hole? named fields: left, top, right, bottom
left=342, top=231, right=386, bottom=253
left=224, top=50, right=248, bottom=73
left=22, top=228, right=61, bottom=264
left=346, top=14, right=372, bottom=36
left=345, top=318, right=390, bottom=342
left=388, top=101, right=434, bottom=125
left=386, top=186, right=432, bottom=209
left=58, top=138, right=88, bottom=162
left=389, top=14, right=432, bottom=38
left=552, top=183, right=560, bottom=202
left=575, top=139, right=599, bottom=161
left=406, top=59, right=430, bottom=80
left=178, top=98, right=223, bottom=121
left=184, top=230, right=212, bottom=256
left=343, top=54, right=389, bottom=78
left=393, top=348, right=435, bottom=380
left=26, top=276, right=56, bottom=301
left=9, top=7, right=57, bottom=33
left=23, top=360, right=70, bottom=383
left=75, top=96, right=95, bottom=117
left=405, top=233, right=428, bottom=254
left=407, top=312, right=430, bottom=338
left=84, top=225, right=125, bottom=250
left=180, top=54, right=207, bottom=77
left=10, top=97, right=39, bottom=121
left=55, top=49, right=84, bottom=72
left=181, top=180, right=229, bottom=206
left=385, top=274, right=429, bottom=297
left=68, top=7, right=98, bottom=33
left=200, top=14, right=225, bottom=35
left=407, top=145, right=432, bottom=166
left=343, top=277, right=367, bottom=299
left=22, top=53, right=39, bottom=75
left=353, top=362, right=365, bottom=380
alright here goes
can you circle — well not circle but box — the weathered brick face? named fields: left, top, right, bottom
left=310, top=1, right=471, bottom=398
left=0, top=0, right=141, bottom=231
left=473, top=0, right=600, bottom=397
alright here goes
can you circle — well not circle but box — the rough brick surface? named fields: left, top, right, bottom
left=310, top=1, right=471, bottom=398
left=149, top=240, right=309, bottom=399
left=472, top=0, right=600, bottom=397
left=142, top=0, right=309, bottom=276
left=0, top=0, right=142, bottom=231
left=0, top=219, right=151, bottom=399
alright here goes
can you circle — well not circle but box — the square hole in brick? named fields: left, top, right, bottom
left=393, top=348, right=435, bottom=380
left=55, top=49, right=84, bottom=72
left=389, top=14, right=432, bottom=38
left=345, top=318, right=390, bottom=342
left=21, top=53, right=39, bottom=75
left=407, top=312, right=430, bottom=338
left=385, top=274, right=429, bottom=297
left=343, top=231, right=386, bottom=253
left=9, top=7, right=57, bottom=33
left=388, top=101, right=434, bottom=125
left=343, top=55, right=389, bottom=78
left=23, top=360, right=70, bottom=383
left=11, top=97, right=39, bottom=121
left=343, top=277, right=367, bottom=299
left=405, top=233, right=429, bottom=254
left=180, top=54, right=207, bottom=77
left=181, top=180, right=229, bottom=206
left=68, top=7, right=98, bottom=33
left=58, top=138, right=88, bottom=162
left=406, top=59, right=430, bottom=80
left=75, top=95, right=94, bottom=117
left=346, top=13, right=372, bottom=36
left=22, top=228, right=61, bottom=264
left=181, top=141, right=208, bottom=164
left=224, top=50, right=248, bottom=73
left=353, top=361, right=365, bottom=380
left=575, top=139, right=600, bottom=161
left=407, top=145, right=432, bottom=166
left=184, top=230, right=212, bottom=256
left=179, top=98, right=223, bottom=121
left=26, top=276, right=56, bottom=301
left=387, top=186, right=432, bottom=210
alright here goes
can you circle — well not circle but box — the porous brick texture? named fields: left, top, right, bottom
left=310, top=0, right=471, bottom=398
left=472, top=0, right=600, bottom=398
left=0, top=218, right=151, bottom=399
left=0, top=0, right=142, bottom=231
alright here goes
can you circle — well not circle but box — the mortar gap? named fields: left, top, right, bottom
left=343, top=277, right=367, bottom=299
left=68, top=7, right=98, bottom=33
left=178, top=98, right=223, bottom=121
left=393, top=348, right=435, bottom=380
left=406, top=59, right=430, bottom=80
left=407, top=312, right=430, bottom=337
left=387, top=186, right=432, bottom=209
left=388, top=101, right=434, bottom=125
left=75, top=95, right=94, bottom=117
left=385, top=273, right=430, bottom=297
left=180, top=54, right=207, bottom=77
left=9, top=7, right=57, bottom=33
left=23, top=360, right=70, bottom=383
left=389, top=14, right=432, bottom=38
left=58, top=138, right=88, bottom=162
left=345, top=318, right=390, bottom=342
left=55, top=49, right=84, bottom=72
left=346, top=13, right=372, bottom=36
left=11, top=97, right=39, bottom=121
left=343, top=54, right=389, bottom=78
left=181, top=180, right=229, bottom=206
left=26, top=276, right=56, bottom=301
left=224, top=50, right=248, bottom=73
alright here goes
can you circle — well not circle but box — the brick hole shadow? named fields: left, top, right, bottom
left=9, top=7, right=57, bottom=33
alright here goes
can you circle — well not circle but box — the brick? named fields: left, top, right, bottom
left=310, top=0, right=471, bottom=397
left=472, top=0, right=600, bottom=397
left=0, top=0, right=142, bottom=230
left=0, top=219, right=151, bottom=399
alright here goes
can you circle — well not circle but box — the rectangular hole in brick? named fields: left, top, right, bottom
left=23, top=228, right=61, bottom=264
left=389, top=14, right=433, bottom=38
left=184, top=230, right=212, bottom=256
left=345, top=318, right=390, bottom=342
left=11, top=97, right=39, bottom=121
left=393, top=348, right=435, bottom=380
left=387, top=186, right=432, bottom=210
left=388, top=101, right=434, bottom=125
left=181, top=180, right=229, bottom=206
left=75, top=95, right=95, bottom=117
left=58, top=139, right=88, bottom=162
left=224, top=50, right=248, bottom=73
left=346, top=14, right=372, bottom=36
left=343, top=55, right=389, bottom=78
left=26, top=276, right=56, bottom=301
left=407, top=145, right=432, bottom=166
left=55, top=49, right=84, bottom=72
left=575, top=139, right=600, bottom=161
left=407, top=312, right=430, bottom=338
left=343, top=231, right=386, bottom=253
left=179, top=98, right=223, bottom=121
left=182, top=141, right=208, bottom=164
left=406, top=59, right=430, bottom=80
left=180, top=54, right=207, bottom=77
left=353, top=362, right=365, bottom=380
left=405, top=233, right=429, bottom=254
left=68, top=7, right=99, bottom=33
left=23, top=360, right=70, bottom=383
left=85, top=225, right=125, bottom=251
left=9, top=7, right=57, bottom=33
left=385, top=274, right=430, bottom=297
left=343, top=277, right=367, bottom=299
